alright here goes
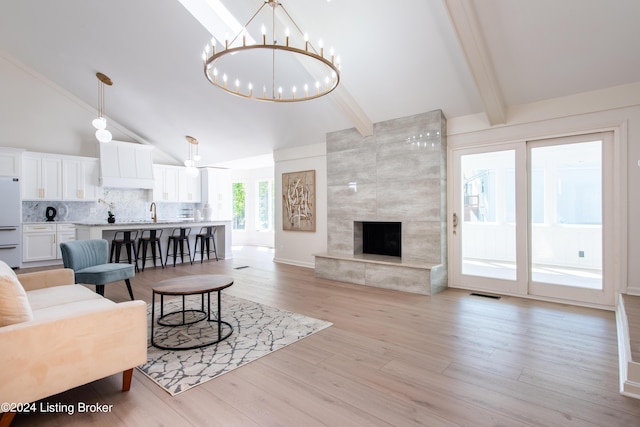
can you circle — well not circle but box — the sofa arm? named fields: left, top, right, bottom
left=0, top=300, right=148, bottom=405
left=17, top=268, right=75, bottom=291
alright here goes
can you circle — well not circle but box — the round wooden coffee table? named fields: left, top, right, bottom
left=151, top=274, right=234, bottom=350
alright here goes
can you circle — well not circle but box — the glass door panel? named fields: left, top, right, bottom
left=529, top=141, right=602, bottom=290
left=460, top=150, right=517, bottom=281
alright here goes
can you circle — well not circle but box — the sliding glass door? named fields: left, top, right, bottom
left=527, top=134, right=613, bottom=305
left=451, top=133, right=614, bottom=306
left=451, top=144, right=527, bottom=295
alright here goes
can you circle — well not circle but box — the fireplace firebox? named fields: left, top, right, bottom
left=361, top=221, right=401, bottom=257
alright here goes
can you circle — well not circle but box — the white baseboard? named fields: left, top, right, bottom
left=273, top=257, right=314, bottom=269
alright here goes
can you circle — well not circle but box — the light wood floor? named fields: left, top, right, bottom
left=9, top=246, right=640, bottom=426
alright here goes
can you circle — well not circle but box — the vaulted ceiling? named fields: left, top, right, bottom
left=0, top=0, right=639, bottom=168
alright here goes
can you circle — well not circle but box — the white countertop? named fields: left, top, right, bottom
left=73, top=219, right=231, bottom=227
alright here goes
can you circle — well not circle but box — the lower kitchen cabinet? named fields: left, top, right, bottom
left=22, top=223, right=75, bottom=263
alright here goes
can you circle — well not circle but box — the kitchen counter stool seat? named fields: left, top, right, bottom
left=110, top=230, right=139, bottom=272
left=137, top=228, right=164, bottom=271
left=165, top=227, right=193, bottom=267
left=193, top=226, right=219, bottom=263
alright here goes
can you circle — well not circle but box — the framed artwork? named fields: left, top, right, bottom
left=282, top=169, right=316, bottom=232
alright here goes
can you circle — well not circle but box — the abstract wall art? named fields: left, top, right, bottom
left=282, top=169, right=316, bottom=232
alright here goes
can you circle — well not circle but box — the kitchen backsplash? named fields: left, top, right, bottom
left=22, top=188, right=198, bottom=223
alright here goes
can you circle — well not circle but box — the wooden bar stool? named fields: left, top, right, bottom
left=109, top=230, right=139, bottom=271
left=165, top=227, right=192, bottom=267
left=136, top=229, right=164, bottom=271
left=193, top=226, right=219, bottom=263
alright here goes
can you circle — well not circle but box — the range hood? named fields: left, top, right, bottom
left=99, top=140, right=155, bottom=189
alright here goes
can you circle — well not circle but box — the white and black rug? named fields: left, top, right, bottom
left=137, top=294, right=332, bottom=396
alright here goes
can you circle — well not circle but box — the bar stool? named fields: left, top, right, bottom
left=193, top=226, right=219, bottom=263
left=109, top=230, right=139, bottom=271
left=136, top=229, right=164, bottom=271
left=165, top=227, right=192, bottom=267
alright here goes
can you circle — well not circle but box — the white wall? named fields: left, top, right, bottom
left=274, top=143, right=327, bottom=268
left=230, top=166, right=275, bottom=248
left=448, top=82, right=640, bottom=295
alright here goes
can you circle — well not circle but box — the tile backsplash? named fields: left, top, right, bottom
left=23, top=188, right=198, bottom=223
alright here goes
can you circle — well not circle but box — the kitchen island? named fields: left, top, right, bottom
left=74, top=220, right=233, bottom=261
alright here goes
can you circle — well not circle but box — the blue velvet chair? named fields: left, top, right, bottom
left=60, top=239, right=136, bottom=300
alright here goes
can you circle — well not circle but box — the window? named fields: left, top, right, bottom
left=232, top=182, right=246, bottom=230
left=256, top=180, right=273, bottom=231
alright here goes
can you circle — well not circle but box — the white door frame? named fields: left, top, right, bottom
left=447, top=122, right=627, bottom=309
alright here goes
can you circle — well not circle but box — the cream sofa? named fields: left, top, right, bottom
left=0, top=261, right=147, bottom=426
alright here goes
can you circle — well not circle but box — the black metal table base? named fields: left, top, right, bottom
left=151, top=290, right=233, bottom=350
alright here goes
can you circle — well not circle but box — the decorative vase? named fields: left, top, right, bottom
left=108, top=217, right=116, bottom=224
left=202, top=203, right=213, bottom=221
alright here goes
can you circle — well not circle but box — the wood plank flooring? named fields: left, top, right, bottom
left=8, top=246, right=640, bottom=426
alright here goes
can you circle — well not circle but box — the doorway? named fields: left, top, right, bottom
left=451, top=132, right=614, bottom=306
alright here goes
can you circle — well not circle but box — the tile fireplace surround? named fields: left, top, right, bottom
left=315, top=110, right=447, bottom=295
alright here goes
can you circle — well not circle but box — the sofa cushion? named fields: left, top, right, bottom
left=31, top=297, right=115, bottom=322
left=27, top=284, right=104, bottom=311
left=0, top=260, right=33, bottom=326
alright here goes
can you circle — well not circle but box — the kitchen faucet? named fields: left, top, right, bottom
left=150, top=202, right=157, bottom=223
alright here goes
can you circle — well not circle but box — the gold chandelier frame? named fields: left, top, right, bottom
left=202, top=0, right=340, bottom=102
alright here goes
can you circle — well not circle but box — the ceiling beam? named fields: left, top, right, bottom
left=327, top=84, right=373, bottom=137
left=442, top=0, right=506, bottom=125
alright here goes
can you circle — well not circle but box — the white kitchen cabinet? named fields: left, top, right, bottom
left=62, top=157, right=101, bottom=201
left=178, top=168, right=201, bottom=203
left=55, top=223, right=76, bottom=259
left=0, top=148, right=23, bottom=176
left=23, top=223, right=76, bottom=263
left=153, top=165, right=179, bottom=202
left=22, top=223, right=57, bottom=262
left=22, top=153, right=63, bottom=200
left=201, top=168, right=232, bottom=220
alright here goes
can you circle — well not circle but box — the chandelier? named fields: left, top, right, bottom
left=92, top=72, right=113, bottom=143
left=202, top=0, right=341, bottom=102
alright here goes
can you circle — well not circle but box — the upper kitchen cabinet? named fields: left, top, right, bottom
left=0, top=147, right=24, bottom=177
left=153, top=165, right=201, bottom=203
left=178, top=168, right=201, bottom=203
left=153, top=165, right=180, bottom=202
left=99, top=141, right=154, bottom=189
left=22, top=153, right=63, bottom=200
left=62, top=157, right=101, bottom=201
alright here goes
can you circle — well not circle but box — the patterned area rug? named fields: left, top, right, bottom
left=137, top=294, right=332, bottom=396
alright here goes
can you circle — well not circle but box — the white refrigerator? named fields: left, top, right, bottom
left=0, top=176, right=21, bottom=268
